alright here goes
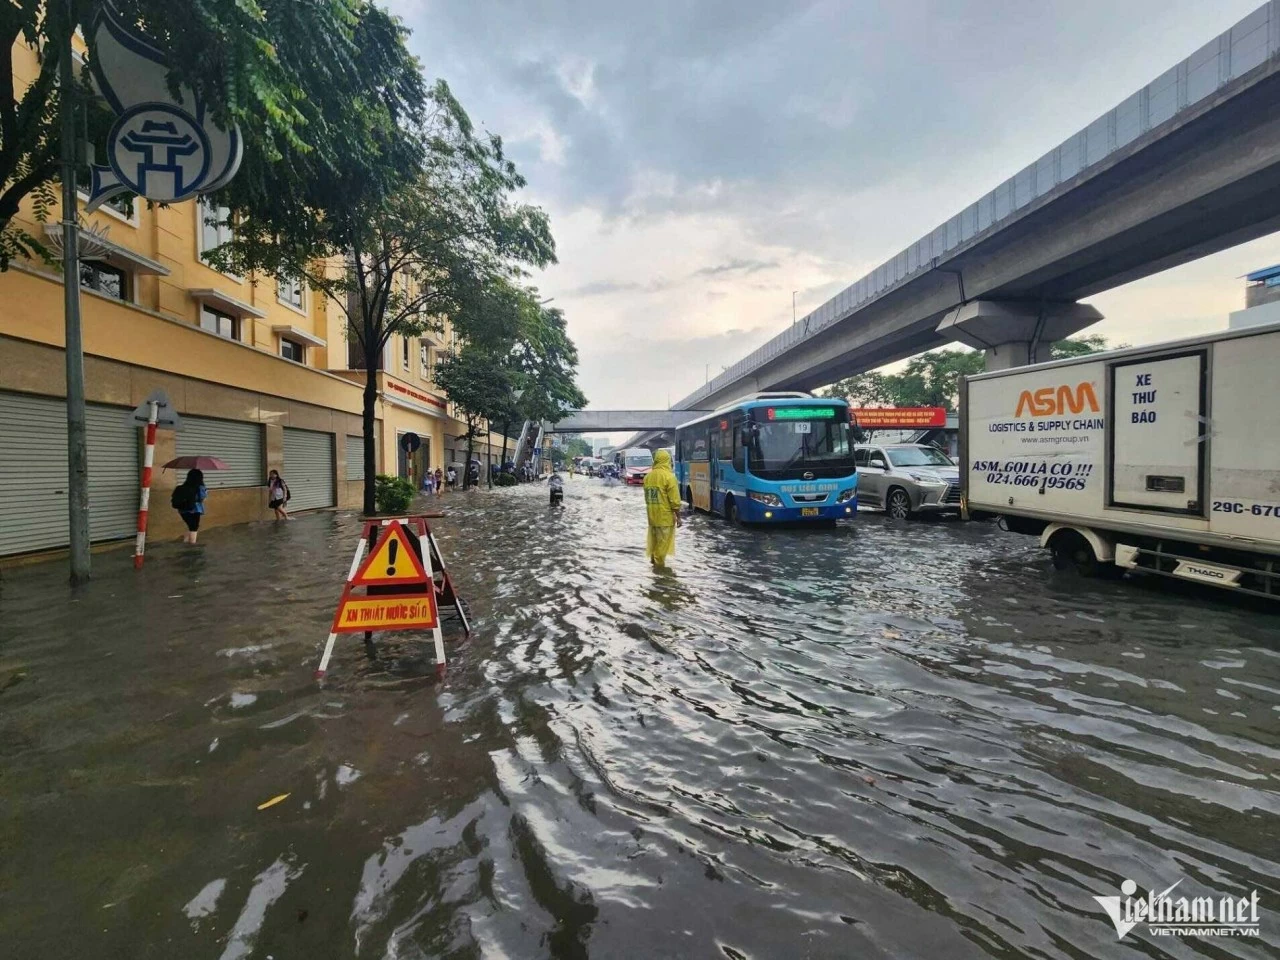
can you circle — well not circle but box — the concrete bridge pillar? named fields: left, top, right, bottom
left=936, top=300, right=1103, bottom=371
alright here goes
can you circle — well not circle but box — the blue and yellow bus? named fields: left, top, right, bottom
left=674, top=393, right=859, bottom=523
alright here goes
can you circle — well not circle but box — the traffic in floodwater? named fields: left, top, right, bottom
left=1, top=479, right=1278, bottom=958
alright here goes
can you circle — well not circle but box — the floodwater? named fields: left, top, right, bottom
left=1, top=476, right=1278, bottom=960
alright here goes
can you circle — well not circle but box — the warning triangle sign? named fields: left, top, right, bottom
left=351, top=521, right=430, bottom=587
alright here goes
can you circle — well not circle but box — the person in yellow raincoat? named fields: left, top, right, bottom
left=643, top=449, right=683, bottom=566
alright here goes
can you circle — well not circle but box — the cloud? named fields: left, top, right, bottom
left=566, top=280, right=644, bottom=297
left=387, top=0, right=1278, bottom=409
left=692, top=258, right=779, bottom=277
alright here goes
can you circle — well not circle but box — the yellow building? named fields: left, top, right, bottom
left=0, top=41, right=516, bottom=560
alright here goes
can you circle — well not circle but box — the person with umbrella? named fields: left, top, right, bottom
left=162, top=456, right=226, bottom=544
left=171, top=469, right=208, bottom=544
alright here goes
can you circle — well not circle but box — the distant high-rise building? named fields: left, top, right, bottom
left=1230, top=265, right=1280, bottom=330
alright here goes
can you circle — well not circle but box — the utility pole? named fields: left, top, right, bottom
left=60, top=5, right=91, bottom=584
left=792, top=290, right=797, bottom=326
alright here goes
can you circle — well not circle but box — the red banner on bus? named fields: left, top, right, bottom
left=851, top=407, right=947, bottom=428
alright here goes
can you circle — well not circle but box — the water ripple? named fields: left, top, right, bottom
left=0, top=480, right=1277, bottom=958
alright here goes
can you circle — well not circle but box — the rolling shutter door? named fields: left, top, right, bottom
left=283, top=428, right=335, bottom=510
left=176, top=417, right=263, bottom=488
left=346, top=435, right=365, bottom=481
left=0, top=393, right=138, bottom=556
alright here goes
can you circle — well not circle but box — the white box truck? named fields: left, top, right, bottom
left=960, top=322, right=1280, bottom=599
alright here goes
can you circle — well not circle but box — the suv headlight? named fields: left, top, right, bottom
left=908, top=472, right=944, bottom=483
left=748, top=491, right=782, bottom=507
left=836, top=488, right=857, bottom=503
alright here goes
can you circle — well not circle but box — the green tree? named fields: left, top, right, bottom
left=212, top=76, right=555, bottom=511
left=0, top=0, right=391, bottom=266
left=433, top=343, right=514, bottom=489
left=1050, top=333, right=1122, bottom=359
left=561, top=436, right=593, bottom=459
left=500, top=295, right=587, bottom=465
left=822, top=336, right=1116, bottom=410
left=437, top=281, right=587, bottom=485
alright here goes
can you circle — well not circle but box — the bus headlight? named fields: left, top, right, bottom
left=836, top=488, right=857, bottom=503
left=748, top=491, right=783, bottom=507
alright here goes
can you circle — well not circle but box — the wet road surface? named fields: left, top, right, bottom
left=1, top=476, right=1278, bottom=959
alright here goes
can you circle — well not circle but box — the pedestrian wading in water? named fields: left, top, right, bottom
left=267, top=469, right=291, bottom=520
left=171, top=469, right=207, bottom=544
left=643, top=449, right=682, bottom=566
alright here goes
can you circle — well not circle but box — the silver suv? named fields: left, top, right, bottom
left=854, top=443, right=961, bottom=519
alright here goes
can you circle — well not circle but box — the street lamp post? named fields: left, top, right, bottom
left=60, top=9, right=91, bottom=584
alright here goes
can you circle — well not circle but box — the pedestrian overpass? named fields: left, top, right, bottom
left=618, top=4, right=1280, bottom=450
left=541, top=410, right=708, bottom=433
left=512, top=410, right=712, bottom=471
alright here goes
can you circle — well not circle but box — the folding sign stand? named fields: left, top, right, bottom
left=315, top=516, right=470, bottom=681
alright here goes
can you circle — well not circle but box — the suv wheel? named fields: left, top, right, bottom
left=886, top=487, right=912, bottom=520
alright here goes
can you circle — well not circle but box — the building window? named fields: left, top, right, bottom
left=80, top=262, right=127, bottom=300
left=277, top=274, right=304, bottom=311
left=280, top=339, right=304, bottom=363
left=200, top=305, right=239, bottom=341
left=198, top=198, right=234, bottom=262
left=402, top=338, right=410, bottom=370
left=420, top=340, right=431, bottom=376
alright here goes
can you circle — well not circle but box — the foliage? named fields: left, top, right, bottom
left=211, top=63, right=554, bottom=509
left=0, top=0, right=81, bottom=266
left=508, top=296, right=588, bottom=424
left=1050, top=334, right=1119, bottom=359
left=821, top=336, right=1117, bottom=410
left=494, top=472, right=517, bottom=487
left=0, top=0, right=400, bottom=268
left=373, top=474, right=415, bottom=515
left=435, top=278, right=587, bottom=486
left=560, top=436, right=593, bottom=459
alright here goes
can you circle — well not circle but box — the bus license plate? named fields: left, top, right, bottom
left=801, top=507, right=819, bottom=517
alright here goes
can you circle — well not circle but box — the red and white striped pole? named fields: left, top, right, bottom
left=133, top=400, right=158, bottom=569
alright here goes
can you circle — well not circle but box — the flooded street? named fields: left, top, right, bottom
left=2, top=476, right=1278, bottom=959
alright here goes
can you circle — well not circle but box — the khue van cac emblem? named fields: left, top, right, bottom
left=85, top=3, right=242, bottom=212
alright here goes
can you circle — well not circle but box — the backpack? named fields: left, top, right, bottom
left=171, top=484, right=197, bottom=512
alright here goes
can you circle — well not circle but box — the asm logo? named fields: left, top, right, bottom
left=1015, top=382, right=1100, bottom=417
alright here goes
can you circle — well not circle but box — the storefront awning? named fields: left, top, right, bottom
left=189, top=288, right=267, bottom=319
left=271, top=324, right=326, bottom=347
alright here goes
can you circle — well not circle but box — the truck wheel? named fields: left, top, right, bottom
left=1048, top=529, right=1105, bottom=577
left=886, top=488, right=912, bottom=520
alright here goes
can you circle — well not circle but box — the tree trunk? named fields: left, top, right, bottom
left=464, top=422, right=475, bottom=490
left=362, top=326, right=379, bottom=516
left=485, top=419, right=493, bottom=488
left=500, top=420, right=510, bottom=472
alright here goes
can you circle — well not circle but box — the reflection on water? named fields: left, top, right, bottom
left=1, top=477, right=1277, bottom=958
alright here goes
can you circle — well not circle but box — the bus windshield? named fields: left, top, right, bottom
left=625, top=452, right=653, bottom=467
left=748, top=417, right=855, bottom=479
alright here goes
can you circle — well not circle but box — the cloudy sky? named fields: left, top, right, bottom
left=388, top=0, right=1279, bottom=412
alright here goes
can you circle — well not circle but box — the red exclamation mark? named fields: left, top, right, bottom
left=386, top=538, right=398, bottom=577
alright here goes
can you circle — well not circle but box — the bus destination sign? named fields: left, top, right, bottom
left=766, top=406, right=838, bottom=421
